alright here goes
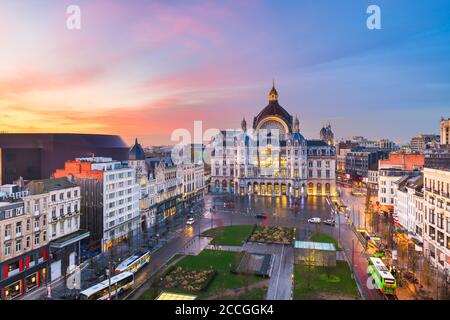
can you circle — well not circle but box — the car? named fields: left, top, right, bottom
left=308, top=217, right=321, bottom=224
left=324, top=219, right=336, bottom=226
left=255, top=213, right=267, bottom=219
left=186, top=217, right=195, bottom=225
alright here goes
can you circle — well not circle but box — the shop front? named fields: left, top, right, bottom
left=0, top=246, right=48, bottom=300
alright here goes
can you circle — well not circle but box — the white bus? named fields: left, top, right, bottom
left=79, top=271, right=134, bottom=300
left=115, top=251, right=150, bottom=274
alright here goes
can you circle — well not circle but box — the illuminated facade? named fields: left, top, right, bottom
left=211, top=83, right=337, bottom=197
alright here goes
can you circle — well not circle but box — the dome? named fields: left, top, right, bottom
left=253, top=83, right=293, bottom=133
left=129, top=138, right=145, bottom=160
left=290, top=132, right=305, bottom=143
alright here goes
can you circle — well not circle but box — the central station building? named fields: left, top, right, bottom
left=210, top=83, right=337, bottom=198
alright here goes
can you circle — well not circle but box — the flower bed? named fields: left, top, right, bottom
left=162, top=266, right=216, bottom=292
left=249, top=226, right=294, bottom=244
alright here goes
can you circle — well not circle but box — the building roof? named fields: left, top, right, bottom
left=155, top=292, right=197, bottom=300
left=26, top=177, right=78, bottom=194
left=290, top=132, right=306, bottom=143
left=252, top=83, right=293, bottom=132
left=129, top=138, right=146, bottom=161
left=145, top=156, right=175, bottom=170
left=306, top=140, right=329, bottom=147
left=294, top=241, right=336, bottom=251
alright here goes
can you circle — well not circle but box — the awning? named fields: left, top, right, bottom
left=50, top=230, right=90, bottom=249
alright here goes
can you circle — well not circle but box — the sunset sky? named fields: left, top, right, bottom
left=1, top=0, right=449, bottom=146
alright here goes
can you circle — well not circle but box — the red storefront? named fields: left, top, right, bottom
left=0, top=246, right=48, bottom=300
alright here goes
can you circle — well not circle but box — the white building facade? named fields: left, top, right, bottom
left=423, top=168, right=450, bottom=271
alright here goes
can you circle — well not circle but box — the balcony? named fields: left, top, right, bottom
left=34, top=226, right=40, bottom=232
left=4, top=235, right=11, bottom=241
left=34, top=211, right=40, bottom=217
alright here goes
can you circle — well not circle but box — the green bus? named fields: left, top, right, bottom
left=367, top=257, right=396, bottom=295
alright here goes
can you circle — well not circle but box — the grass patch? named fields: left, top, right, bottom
left=309, top=232, right=341, bottom=251
left=202, top=225, right=254, bottom=246
left=293, top=261, right=358, bottom=300
left=172, top=249, right=263, bottom=299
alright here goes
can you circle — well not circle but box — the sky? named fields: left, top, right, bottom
left=0, top=0, right=449, bottom=146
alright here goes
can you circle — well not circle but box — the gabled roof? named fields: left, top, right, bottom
left=129, top=138, right=145, bottom=161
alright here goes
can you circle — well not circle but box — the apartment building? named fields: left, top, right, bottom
left=53, top=157, right=140, bottom=253
left=378, top=169, right=421, bottom=213
left=423, top=168, right=450, bottom=271
left=0, top=186, right=49, bottom=300
left=146, top=157, right=183, bottom=225
left=25, top=178, right=88, bottom=281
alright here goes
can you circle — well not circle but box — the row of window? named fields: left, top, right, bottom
left=106, top=180, right=134, bottom=190
left=106, top=171, right=133, bottom=181
left=3, top=232, right=46, bottom=257
left=50, top=189, right=79, bottom=203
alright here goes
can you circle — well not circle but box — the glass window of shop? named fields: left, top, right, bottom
left=4, top=280, right=21, bottom=300
left=25, top=273, right=38, bottom=291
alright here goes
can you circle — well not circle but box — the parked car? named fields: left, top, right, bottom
left=308, top=217, right=321, bottom=224
left=186, top=217, right=195, bottom=225
left=255, top=213, right=267, bottom=219
left=324, top=219, right=336, bottom=226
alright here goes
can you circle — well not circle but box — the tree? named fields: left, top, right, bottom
left=421, top=257, right=433, bottom=288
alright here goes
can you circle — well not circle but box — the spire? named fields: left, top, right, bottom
left=135, top=137, right=138, bottom=145
left=241, top=117, right=247, bottom=132
left=268, top=80, right=278, bottom=102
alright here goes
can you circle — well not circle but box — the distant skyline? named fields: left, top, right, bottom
left=0, top=0, right=449, bottom=146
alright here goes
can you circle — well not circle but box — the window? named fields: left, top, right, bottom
left=34, top=219, right=39, bottom=229
left=51, top=194, right=56, bottom=202
left=34, top=233, right=40, bottom=245
left=59, top=193, right=64, bottom=200
left=43, top=231, right=47, bottom=242
left=26, top=219, right=31, bottom=232
left=16, top=222, right=22, bottom=236
left=16, top=240, right=22, bottom=252
left=5, top=224, right=12, bottom=238
left=4, top=243, right=11, bottom=256
left=26, top=236, right=31, bottom=248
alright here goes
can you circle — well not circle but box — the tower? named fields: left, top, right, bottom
left=241, top=117, right=247, bottom=133
left=268, top=80, right=278, bottom=102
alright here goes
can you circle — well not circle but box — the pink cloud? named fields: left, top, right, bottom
left=0, top=66, right=106, bottom=96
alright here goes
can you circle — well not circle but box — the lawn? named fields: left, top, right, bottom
left=293, top=261, right=359, bottom=300
left=170, top=249, right=264, bottom=299
left=309, top=232, right=341, bottom=251
left=202, top=225, right=254, bottom=246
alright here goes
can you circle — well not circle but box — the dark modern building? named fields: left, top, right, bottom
left=424, top=146, right=450, bottom=169
left=345, top=148, right=390, bottom=181
left=0, top=134, right=129, bottom=184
